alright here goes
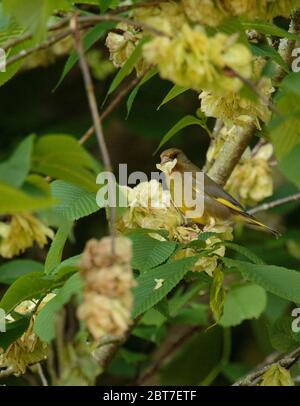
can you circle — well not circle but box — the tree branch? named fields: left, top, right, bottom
left=71, top=15, right=116, bottom=253
left=79, top=73, right=143, bottom=145
left=233, top=347, right=300, bottom=386
left=248, top=193, right=300, bottom=215
left=3, top=12, right=169, bottom=60
left=207, top=123, right=256, bottom=186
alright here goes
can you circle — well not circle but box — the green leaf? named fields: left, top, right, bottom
left=250, top=43, right=289, bottom=72
left=269, top=315, right=300, bottom=352
left=157, top=84, right=189, bottom=110
left=0, top=317, right=30, bottom=351
left=0, top=181, right=54, bottom=214
left=174, top=303, right=209, bottom=326
left=132, top=256, right=199, bottom=318
left=34, top=273, right=83, bottom=342
left=269, top=73, right=300, bottom=161
left=219, top=284, right=267, bottom=327
left=104, top=36, right=148, bottom=103
left=129, top=232, right=177, bottom=272
left=50, top=180, right=99, bottom=221
left=241, top=20, right=300, bottom=41
left=209, top=266, right=225, bottom=322
left=222, top=258, right=300, bottom=304
left=126, top=68, right=157, bottom=118
left=279, top=144, right=300, bottom=190
left=32, top=135, right=98, bottom=192
left=224, top=242, right=264, bottom=264
left=52, top=254, right=81, bottom=276
left=0, top=135, right=34, bottom=187
left=54, top=22, right=115, bottom=90
left=154, top=115, right=209, bottom=155
left=99, top=0, right=120, bottom=12
left=3, top=0, right=70, bottom=37
left=0, top=259, right=43, bottom=285
left=261, top=364, right=294, bottom=386
left=0, top=272, right=54, bottom=314
left=44, top=221, right=73, bottom=274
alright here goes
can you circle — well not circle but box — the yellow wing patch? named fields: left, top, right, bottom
left=215, top=197, right=244, bottom=213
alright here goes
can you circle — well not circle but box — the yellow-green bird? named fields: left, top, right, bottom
left=159, top=148, right=280, bottom=238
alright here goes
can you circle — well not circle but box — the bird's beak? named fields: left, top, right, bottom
left=160, top=156, right=172, bottom=165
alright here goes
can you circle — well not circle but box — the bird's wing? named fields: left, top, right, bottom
left=203, top=173, right=245, bottom=213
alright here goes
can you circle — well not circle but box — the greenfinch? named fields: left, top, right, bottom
left=158, top=148, right=280, bottom=238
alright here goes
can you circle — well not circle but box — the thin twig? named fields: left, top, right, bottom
left=233, top=347, right=300, bottom=386
left=6, top=29, right=74, bottom=68
left=248, top=193, right=300, bottom=215
left=77, top=15, right=170, bottom=37
left=79, top=73, right=143, bottom=145
left=4, top=12, right=168, bottom=58
left=110, top=0, right=169, bottom=15
left=137, top=326, right=200, bottom=385
left=71, top=14, right=116, bottom=254
left=2, top=17, right=71, bottom=51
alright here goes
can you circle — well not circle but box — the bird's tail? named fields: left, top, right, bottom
left=235, top=212, right=281, bottom=239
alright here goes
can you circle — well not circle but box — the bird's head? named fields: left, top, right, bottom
left=160, top=148, right=189, bottom=165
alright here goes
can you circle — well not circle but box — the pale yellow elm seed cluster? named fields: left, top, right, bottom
left=0, top=294, right=54, bottom=375
left=77, top=237, right=136, bottom=341
left=0, top=213, right=54, bottom=258
left=105, top=22, right=146, bottom=75
left=225, top=143, right=274, bottom=206
left=133, top=1, right=188, bottom=36
left=199, top=57, right=274, bottom=128
left=105, top=2, right=187, bottom=75
left=116, top=180, right=184, bottom=237
left=175, top=224, right=233, bottom=276
left=143, top=24, right=253, bottom=95
left=116, top=179, right=232, bottom=276
left=182, top=0, right=299, bottom=26
left=199, top=77, right=274, bottom=129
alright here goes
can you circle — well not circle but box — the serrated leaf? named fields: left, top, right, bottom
left=269, top=315, right=299, bottom=353
left=0, top=181, right=54, bottom=214
left=54, top=21, right=115, bottom=90
left=261, top=364, right=294, bottom=386
left=104, top=36, right=148, bottom=103
left=129, top=232, right=177, bottom=272
left=132, top=256, right=199, bottom=318
left=0, top=259, right=43, bottom=285
left=157, top=84, right=189, bottom=110
left=222, top=258, right=300, bottom=304
left=126, top=67, right=157, bottom=118
left=0, top=272, right=54, bottom=314
left=50, top=180, right=99, bottom=221
left=241, top=20, right=300, bottom=41
left=34, top=273, right=82, bottom=342
left=3, top=0, right=71, bottom=37
left=219, top=284, right=267, bottom=327
left=154, top=115, right=209, bottom=155
left=44, top=220, right=73, bottom=274
left=224, top=242, right=264, bottom=264
left=52, top=254, right=81, bottom=276
left=0, top=135, right=34, bottom=187
left=32, top=134, right=98, bottom=192
left=279, top=144, right=300, bottom=190
left=0, top=317, right=30, bottom=351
